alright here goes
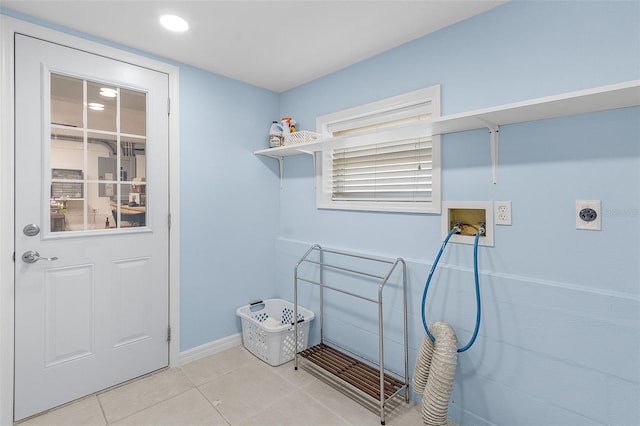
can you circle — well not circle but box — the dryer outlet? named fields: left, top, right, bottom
left=576, top=200, right=601, bottom=231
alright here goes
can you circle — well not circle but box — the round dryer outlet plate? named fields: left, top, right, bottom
left=576, top=200, right=601, bottom=231
left=579, top=208, right=598, bottom=222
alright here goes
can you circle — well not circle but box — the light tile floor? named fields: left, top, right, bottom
left=18, top=345, right=429, bottom=426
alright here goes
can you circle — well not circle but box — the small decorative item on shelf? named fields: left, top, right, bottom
left=281, top=117, right=296, bottom=133
left=283, top=130, right=321, bottom=146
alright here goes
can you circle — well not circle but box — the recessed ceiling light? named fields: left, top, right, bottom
left=160, top=15, right=189, bottom=32
left=88, top=102, right=104, bottom=111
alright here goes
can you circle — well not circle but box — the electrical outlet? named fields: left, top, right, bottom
left=495, top=201, right=512, bottom=225
left=576, top=200, right=601, bottom=231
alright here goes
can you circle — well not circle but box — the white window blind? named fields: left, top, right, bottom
left=332, top=137, right=433, bottom=202
left=315, top=85, right=441, bottom=214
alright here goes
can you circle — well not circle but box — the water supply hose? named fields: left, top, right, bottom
left=420, top=226, right=459, bottom=345
left=414, top=226, right=484, bottom=425
left=420, top=226, right=483, bottom=353
left=458, top=228, right=483, bottom=352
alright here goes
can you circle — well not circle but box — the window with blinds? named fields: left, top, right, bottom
left=315, top=85, right=441, bottom=214
left=332, top=137, right=433, bottom=202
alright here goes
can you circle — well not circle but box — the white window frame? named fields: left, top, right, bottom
left=315, top=85, right=441, bottom=214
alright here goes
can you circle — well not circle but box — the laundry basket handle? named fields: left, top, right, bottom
left=249, top=300, right=265, bottom=312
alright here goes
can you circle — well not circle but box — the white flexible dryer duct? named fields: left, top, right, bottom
left=413, top=321, right=458, bottom=426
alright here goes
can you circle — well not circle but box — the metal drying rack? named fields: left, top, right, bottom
left=294, top=244, right=408, bottom=425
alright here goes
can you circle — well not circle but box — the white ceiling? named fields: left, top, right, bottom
left=3, top=0, right=507, bottom=92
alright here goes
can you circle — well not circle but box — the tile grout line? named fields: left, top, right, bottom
left=292, top=363, right=418, bottom=425
left=179, top=364, right=231, bottom=425
left=102, top=386, right=197, bottom=425
left=180, top=364, right=236, bottom=425
left=251, top=360, right=364, bottom=425
left=95, top=395, right=109, bottom=425
left=193, top=384, right=232, bottom=426
left=296, top=384, right=358, bottom=426
left=99, top=368, right=197, bottom=425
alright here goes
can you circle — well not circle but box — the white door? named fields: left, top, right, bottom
left=14, top=34, right=170, bottom=421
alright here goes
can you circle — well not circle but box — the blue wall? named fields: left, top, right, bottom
left=275, top=1, right=639, bottom=425
left=178, top=66, right=281, bottom=349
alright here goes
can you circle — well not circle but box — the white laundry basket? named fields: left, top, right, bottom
left=236, top=299, right=315, bottom=366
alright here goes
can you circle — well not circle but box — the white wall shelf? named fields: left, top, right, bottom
left=255, top=80, right=640, bottom=185
left=254, top=137, right=330, bottom=159
left=431, top=80, right=640, bottom=183
left=431, top=80, right=640, bottom=135
left=255, top=138, right=331, bottom=187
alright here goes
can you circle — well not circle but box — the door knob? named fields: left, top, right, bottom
left=22, top=250, right=58, bottom=264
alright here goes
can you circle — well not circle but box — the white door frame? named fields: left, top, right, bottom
left=0, top=15, right=181, bottom=426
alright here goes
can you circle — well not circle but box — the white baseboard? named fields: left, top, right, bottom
left=176, top=333, right=242, bottom=367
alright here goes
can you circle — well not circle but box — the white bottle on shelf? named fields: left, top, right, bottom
left=269, top=121, right=283, bottom=148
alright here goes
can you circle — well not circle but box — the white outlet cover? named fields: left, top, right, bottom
left=495, top=201, right=512, bottom=225
left=576, top=200, right=601, bottom=231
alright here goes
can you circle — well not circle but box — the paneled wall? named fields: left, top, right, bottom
left=275, top=2, right=640, bottom=424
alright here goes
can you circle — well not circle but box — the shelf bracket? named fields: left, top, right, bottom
left=477, top=118, right=499, bottom=184
left=277, top=156, right=284, bottom=189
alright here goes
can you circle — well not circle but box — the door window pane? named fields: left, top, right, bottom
left=86, top=183, right=110, bottom=230
left=122, top=135, right=146, bottom=181
left=87, top=81, right=117, bottom=132
left=120, top=89, right=146, bottom=135
left=115, top=193, right=146, bottom=228
left=51, top=74, right=83, bottom=128
left=51, top=128, right=84, bottom=173
left=48, top=73, right=147, bottom=233
left=88, top=132, right=117, bottom=181
left=50, top=168, right=83, bottom=233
